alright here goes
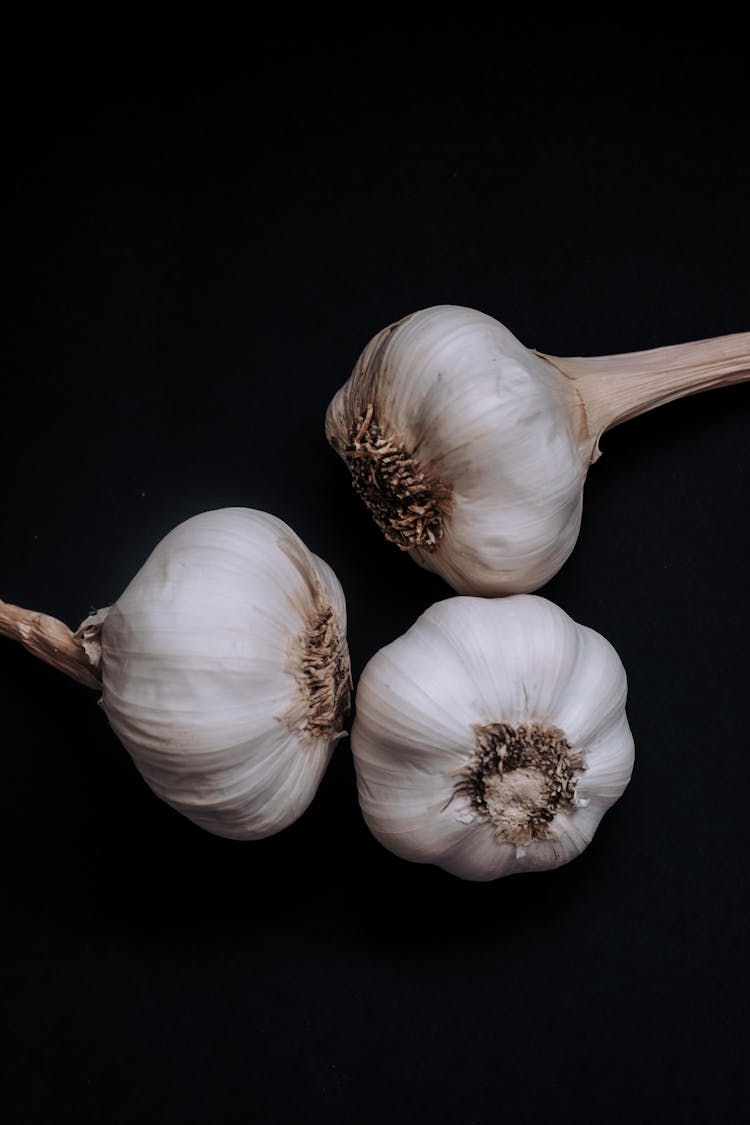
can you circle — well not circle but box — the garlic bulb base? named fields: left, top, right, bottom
left=457, top=721, right=585, bottom=848
left=340, top=401, right=453, bottom=552
left=292, top=603, right=351, bottom=741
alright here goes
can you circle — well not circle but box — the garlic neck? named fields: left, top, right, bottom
left=459, top=721, right=585, bottom=847
left=0, top=599, right=103, bottom=689
left=540, top=331, right=750, bottom=462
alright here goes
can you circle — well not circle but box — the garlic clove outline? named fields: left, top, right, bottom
left=350, top=594, right=634, bottom=880
left=326, top=305, right=750, bottom=595
left=1, top=508, right=352, bottom=841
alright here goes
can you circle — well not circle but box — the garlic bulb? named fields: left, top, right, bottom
left=351, top=595, right=634, bottom=880
left=0, top=508, right=351, bottom=839
left=326, top=305, right=750, bottom=595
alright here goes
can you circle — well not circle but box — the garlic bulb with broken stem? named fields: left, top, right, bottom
left=351, top=594, right=634, bottom=880
left=0, top=508, right=351, bottom=839
left=326, top=305, right=750, bottom=595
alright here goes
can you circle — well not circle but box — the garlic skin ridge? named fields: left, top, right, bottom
left=89, top=508, right=351, bottom=840
left=326, top=304, right=750, bottom=596
left=351, top=595, right=634, bottom=881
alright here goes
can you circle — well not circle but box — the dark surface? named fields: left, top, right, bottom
left=2, top=26, right=748, bottom=1125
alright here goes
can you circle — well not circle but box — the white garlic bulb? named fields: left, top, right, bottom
left=351, top=595, right=634, bottom=880
left=1, top=508, right=351, bottom=840
left=326, top=304, right=750, bottom=595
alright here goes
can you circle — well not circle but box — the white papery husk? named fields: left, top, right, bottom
left=351, top=595, right=634, bottom=880
left=325, top=305, right=587, bottom=595
left=96, top=508, right=349, bottom=840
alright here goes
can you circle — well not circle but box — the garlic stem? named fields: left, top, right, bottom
left=0, top=599, right=101, bottom=689
left=542, top=332, right=750, bottom=460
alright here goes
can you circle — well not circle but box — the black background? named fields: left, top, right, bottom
left=2, top=22, right=748, bottom=1125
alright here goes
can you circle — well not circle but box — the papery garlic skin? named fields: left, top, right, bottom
left=325, top=305, right=586, bottom=595
left=351, top=595, right=633, bottom=880
left=96, top=508, right=350, bottom=840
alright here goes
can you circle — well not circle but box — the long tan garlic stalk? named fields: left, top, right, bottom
left=326, top=305, right=750, bottom=595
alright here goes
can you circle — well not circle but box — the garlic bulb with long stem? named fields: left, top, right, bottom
left=0, top=508, right=351, bottom=839
left=351, top=594, right=634, bottom=881
left=326, top=305, right=750, bottom=595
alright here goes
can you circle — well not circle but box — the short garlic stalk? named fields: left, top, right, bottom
left=326, top=305, right=750, bottom=595
left=351, top=595, right=634, bottom=880
left=0, top=508, right=351, bottom=839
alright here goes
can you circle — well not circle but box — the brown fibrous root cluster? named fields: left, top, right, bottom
left=343, top=403, right=453, bottom=551
left=457, top=721, right=585, bottom=846
left=300, top=605, right=352, bottom=740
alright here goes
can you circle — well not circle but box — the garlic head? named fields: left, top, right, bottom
left=93, top=508, right=351, bottom=840
left=351, top=594, right=633, bottom=880
left=327, top=304, right=750, bottom=596
left=325, top=305, right=586, bottom=595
